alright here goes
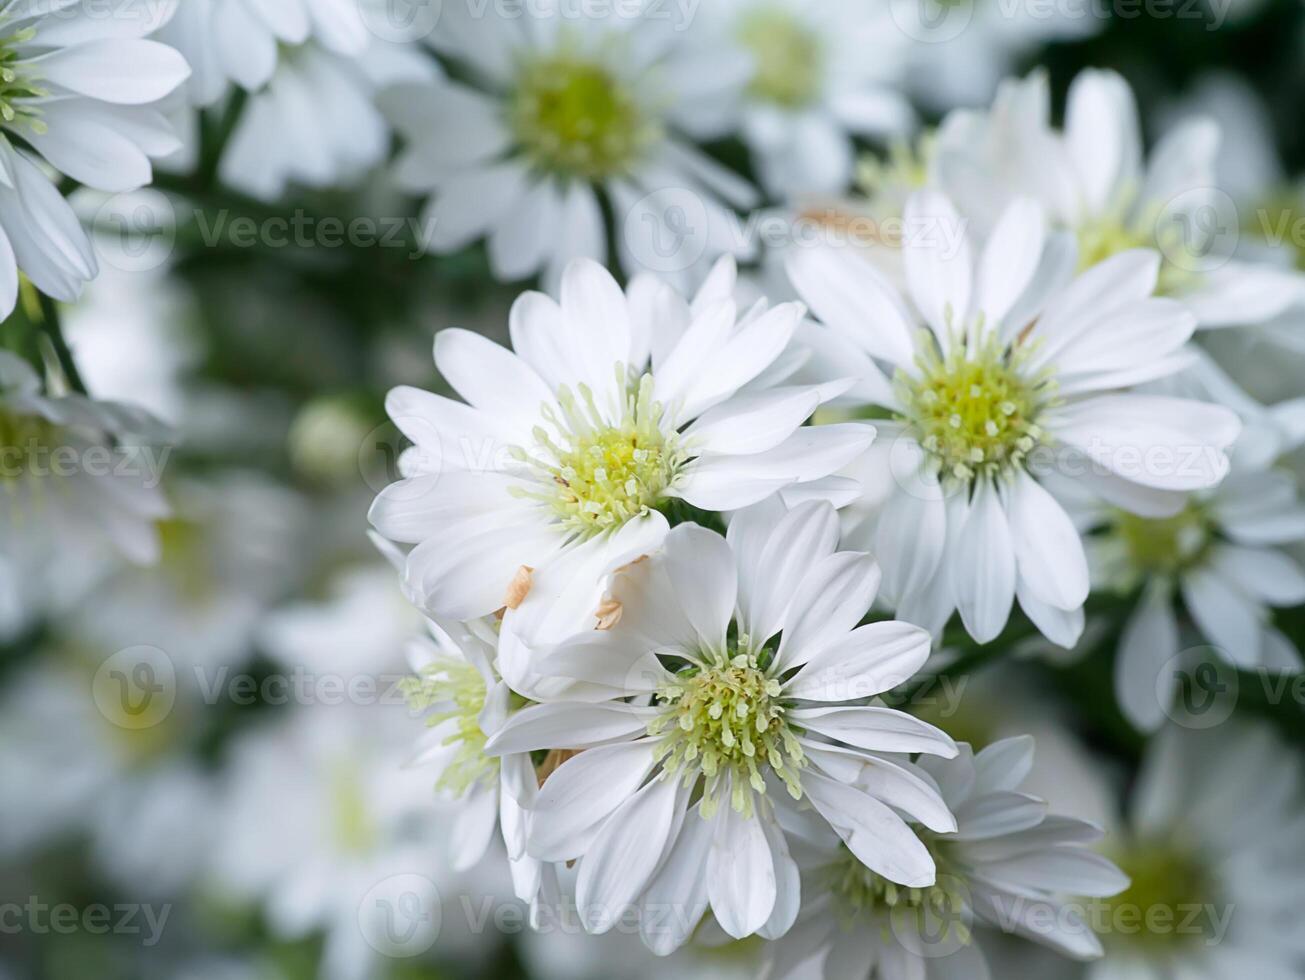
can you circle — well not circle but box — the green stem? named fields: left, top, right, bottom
left=37, top=292, right=88, bottom=396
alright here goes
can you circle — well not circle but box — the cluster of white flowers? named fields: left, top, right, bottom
left=2, top=2, right=1304, bottom=978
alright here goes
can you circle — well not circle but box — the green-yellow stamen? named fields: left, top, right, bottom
left=0, top=26, right=47, bottom=132
left=737, top=7, right=824, bottom=109
left=512, top=370, right=681, bottom=538
left=828, top=841, right=971, bottom=944
left=510, top=49, right=658, bottom=179
left=1113, top=502, right=1213, bottom=580
left=0, top=408, right=59, bottom=483
left=329, top=762, right=378, bottom=854
left=1076, top=204, right=1196, bottom=296
left=401, top=657, right=497, bottom=797
left=896, top=329, right=1054, bottom=484
left=1104, top=842, right=1220, bottom=949
left=649, top=650, right=805, bottom=819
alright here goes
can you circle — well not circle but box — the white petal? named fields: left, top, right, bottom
left=1181, top=567, right=1264, bottom=668
left=951, top=479, right=1016, bottom=643
left=528, top=742, right=656, bottom=862
left=803, top=772, right=936, bottom=888
left=663, top=523, right=738, bottom=655
left=484, top=702, right=652, bottom=755
left=785, top=621, right=933, bottom=701
left=775, top=551, right=881, bottom=670
left=706, top=801, right=777, bottom=940
left=792, top=707, right=956, bottom=757
left=1115, top=582, right=1180, bottom=732
left=1005, top=472, right=1089, bottom=610
left=903, top=190, right=973, bottom=347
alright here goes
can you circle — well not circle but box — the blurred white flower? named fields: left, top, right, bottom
left=402, top=616, right=559, bottom=915
left=788, top=191, right=1239, bottom=647
left=934, top=69, right=1305, bottom=338
left=0, top=0, right=189, bottom=316
left=763, top=737, right=1127, bottom=978
left=217, top=40, right=437, bottom=201
left=68, top=472, right=306, bottom=671
left=369, top=257, right=872, bottom=688
left=210, top=703, right=457, bottom=980
left=0, top=659, right=216, bottom=899
left=685, top=0, right=913, bottom=198
left=904, top=2, right=1102, bottom=112
left=485, top=508, right=956, bottom=953
left=1085, top=724, right=1305, bottom=979
left=382, top=3, right=759, bottom=289
left=158, top=0, right=371, bottom=104
left=0, top=351, right=171, bottom=636
left=260, top=563, right=421, bottom=679
left=1081, top=453, right=1305, bottom=731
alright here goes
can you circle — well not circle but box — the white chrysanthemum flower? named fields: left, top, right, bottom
left=1080, top=455, right=1305, bottom=731
left=369, top=257, right=875, bottom=685
left=0, top=351, right=171, bottom=613
left=483, top=504, right=958, bottom=953
left=159, top=0, right=434, bottom=199
left=763, top=737, right=1128, bottom=979
left=212, top=704, right=460, bottom=980
left=0, top=659, right=215, bottom=899
left=787, top=190, right=1241, bottom=647
left=684, top=0, right=912, bottom=198
left=0, top=0, right=188, bottom=314
left=402, top=616, right=559, bottom=916
left=382, top=4, right=759, bottom=289
left=157, top=0, right=369, bottom=104
left=933, top=69, right=1305, bottom=336
left=1086, top=724, right=1305, bottom=979
left=68, top=472, right=306, bottom=670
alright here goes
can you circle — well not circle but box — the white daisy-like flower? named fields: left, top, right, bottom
left=786, top=189, right=1241, bottom=647
left=159, top=0, right=434, bottom=199
left=0, top=0, right=189, bottom=315
left=1086, top=724, right=1305, bottom=980
left=0, top=659, right=216, bottom=900
left=69, top=471, right=305, bottom=671
left=157, top=0, right=370, bottom=104
left=216, top=39, right=437, bottom=201
left=211, top=704, right=458, bottom=980
left=685, top=0, right=913, bottom=198
left=1081, top=453, right=1305, bottom=731
left=0, top=350, right=170, bottom=596
left=382, top=4, right=759, bottom=289
left=401, top=615, right=559, bottom=917
left=763, top=737, right=1128, bottom=979
left=484, top=503, right=958, bottom=953
left=933, top=69, right=1305, bottom=336
left=368, top=257, right=875, bottom=687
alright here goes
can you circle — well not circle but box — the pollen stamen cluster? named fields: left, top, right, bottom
left=649, top=651, right=805, bottom=819
left=897, top=328, right=1054, bottom=484
left=401, top=657, right=496, bottom=797
left=1113, top=502, right=1213, bottom=580
left=510, top=50, right=659, bottom=179
left=513, top=369, right=681, bottom=537
left=0, top=26, right=47, bottom=131
left=737, top=7, right=824, bottom=109
left=829, top=843, right=971, bottom=942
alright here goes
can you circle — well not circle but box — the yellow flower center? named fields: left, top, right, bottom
left=510, top=49, right=658, bottom=179
left=828, top=841, right=971, bottom=942
left=649, top=651, right=805, bottom=819
left=897, top=331, right=1054, bottom=484
left=1113, top=503, right=1213, bottom=579
left=0, top=26, right=47, bottom=132
left=401, top=656, right=497, bottom=797
left=737, top=7, right=823, bottom=109
left=1104, top=842, right=1220, bottom=949
left=1076, top=208, right=1196, bottom=296
left=513, top=372, right=682, bottom=538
